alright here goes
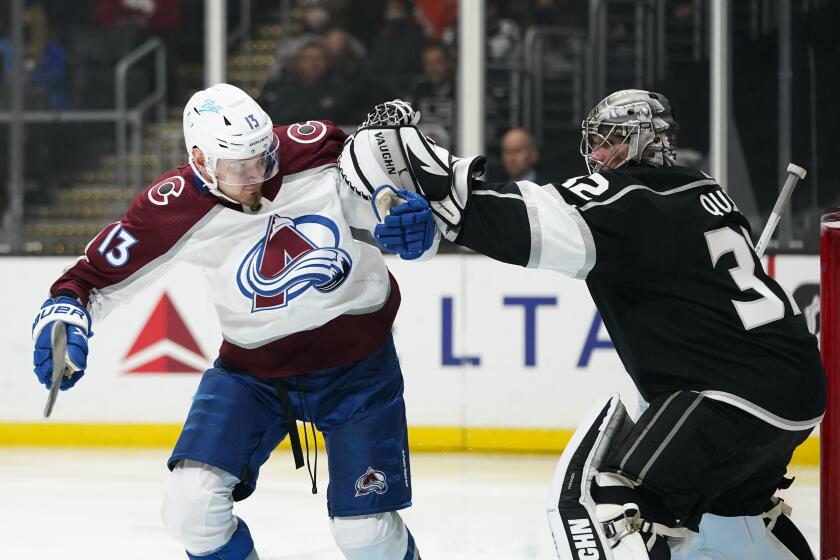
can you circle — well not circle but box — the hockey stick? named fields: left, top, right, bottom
left=754, top=163, right=807, bottom=258
left=43, top=324, right=68, bottom=418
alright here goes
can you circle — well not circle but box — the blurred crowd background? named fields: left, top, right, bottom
left=0, top=0, right=838, bottom=255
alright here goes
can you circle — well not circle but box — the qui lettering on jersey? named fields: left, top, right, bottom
left=700, top=188, right=738, bottom=216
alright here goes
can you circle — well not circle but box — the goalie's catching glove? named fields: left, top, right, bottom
left=360, top=99, right=420, bottom=128
left=338, top=100, right=486, bottom=232
left=371, top=186, right=435, bottom=260
left=32, top=296, right=92, bottom=390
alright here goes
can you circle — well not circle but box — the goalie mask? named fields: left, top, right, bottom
left=580, top=89, right=678, bottom=174
left=183, top=83, right=279, bottom=204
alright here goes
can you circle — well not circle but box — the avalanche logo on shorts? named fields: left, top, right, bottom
left=237, top=214, right=352, bottom=312
left=355, top=466, right=389, bottom=497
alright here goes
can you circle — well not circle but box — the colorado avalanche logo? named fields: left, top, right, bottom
left=237, top=214, right=352, bottom=312
left=148, top=176, right=185, bottom=206
left=354, top=467, right=389, bottom=497
left=287, top=120, right=328, bottom=144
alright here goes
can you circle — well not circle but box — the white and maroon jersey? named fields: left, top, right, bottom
left=51, top=121, right=400, bottom=378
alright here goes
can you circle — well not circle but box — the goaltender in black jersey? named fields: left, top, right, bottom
left=340, top=91, right=824, bottom=560
left=461, top=156, right=825, bottom=429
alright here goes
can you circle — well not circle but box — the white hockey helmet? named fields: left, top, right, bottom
left=183, top=83, right=279, bottom=201
left=580, top=89, right=678, bottom=173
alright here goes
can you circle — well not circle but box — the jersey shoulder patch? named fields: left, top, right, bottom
left=275, top=121, right=348, bottom=177
left=127, top=165, right=216, bottom=227
left=146, top=175, right=188, bottom=206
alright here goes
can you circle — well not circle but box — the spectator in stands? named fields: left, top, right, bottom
left=415, top=0, right=458, bottom=43
left=96, top=0, right=182, bottom=31
left=265, top=41, right=354, bottom=125
left=96, top=0, right=183, bottom=104
left=29, top=35, right=68, bottom=110
left=0, top=2, right=68, bottom=110
left=321, top=27, right=375, bottom=122
left=504, top=0, right=586, bottom=29
left=501, top=127, right=540, bottom=183
left=0, top=18, right=8, bottom=116
left=486, top=1, right=522, bottom=60
left=343, top=0, right=386, bottom=49
left=323, top=27, right=366, bottom=78
left=0, top=18, right=10, bottom=83
left=273, top=0, right=337, bottom=68
left=43, top=1, right=97, bottom=29
left=408, top=43, right=455, bottom=144
left=366, top=0, right=425, bottom=84
left=672, top=0, right=696, bottom=21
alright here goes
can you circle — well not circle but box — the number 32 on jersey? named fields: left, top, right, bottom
left=705, top=226, right=800, bottom=330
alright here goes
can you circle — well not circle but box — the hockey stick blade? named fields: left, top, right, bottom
left=43, top=323, right=68, bottom=418
left=755, top=163, right=807, bottom=258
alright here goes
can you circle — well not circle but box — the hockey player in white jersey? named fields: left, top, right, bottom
left=30, top=85, right=437, bottom=560
left=337, top=96, right=821, bottom=560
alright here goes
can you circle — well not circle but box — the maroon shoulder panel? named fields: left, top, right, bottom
left=277, top=121, right=347, bottom=174
left=261, top=121, right=348, bottom=200
left=50, top=165, right=218, bottom=305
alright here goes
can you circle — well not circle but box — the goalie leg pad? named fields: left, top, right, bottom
left=547, top=394, right=690, bottom=560
left=546, top=394, right=630, bottom=560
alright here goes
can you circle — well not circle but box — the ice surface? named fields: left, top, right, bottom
left=0, top=449, right=819, bottom=559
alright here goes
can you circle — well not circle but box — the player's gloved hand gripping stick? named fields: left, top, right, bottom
left=32, top=296, right=93, bottom=417
left=43, top=324, right=67, bottom=417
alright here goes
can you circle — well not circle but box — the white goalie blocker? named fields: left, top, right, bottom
left=546, top=394, right=691, bottom=560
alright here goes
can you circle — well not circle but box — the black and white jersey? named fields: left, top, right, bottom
left=454, top=163, right=825, bottom=429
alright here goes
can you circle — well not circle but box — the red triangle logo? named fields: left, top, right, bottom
left=125, top=355, right=203, bottom=374
left=125, top=292, right=204, bottom=358
left=123, top=292, right=206, bottom=374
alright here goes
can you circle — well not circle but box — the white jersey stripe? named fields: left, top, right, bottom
left=578, top=178, right=718, bottom=212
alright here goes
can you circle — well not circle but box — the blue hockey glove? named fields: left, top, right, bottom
left=32, top=296, right=93, bottom=390
left=372, top=186, right=435, bottom=260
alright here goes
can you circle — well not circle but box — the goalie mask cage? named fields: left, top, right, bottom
left=820, top=209, right=840, bottom=560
